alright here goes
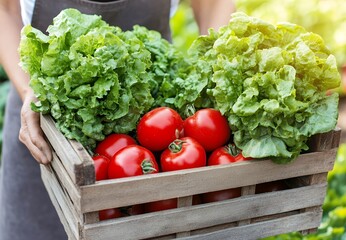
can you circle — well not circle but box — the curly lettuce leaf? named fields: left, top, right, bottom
left=19, top=9, right=181, bottom=150
left=181, top=12, right=341, bottom=163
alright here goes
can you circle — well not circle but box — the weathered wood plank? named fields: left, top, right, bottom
left=84, top=212, right=100, bottom=224
left=50, top=152, right=82, bottom=212
left=300, top=172, right=328, bottom=235
left=190, top=222, right=238, bottom=236
left=82, top=184, right=326, bottom=240
left=250, top=210, right=299, bottom=224
left=286, top=172, right=328, bottom=188
left=332, top=127, right=342, bottom=148
left=182, top=210, right=323, bottom=240
left=69, top=140, right=95, bottom=186
left=176, top=196, right=194, bottom=237
left=41, top=114, right=85, bottom=185
left=308, top=127, right=341, bottom=152
left=238, top=185, right=256, bottom=226
left=80, top=149, right=335, bottom=212
left=148, top=235, right=175, bottom=240
left=41, top=165, right=80, bottom=239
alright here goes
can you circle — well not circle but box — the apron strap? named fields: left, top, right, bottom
left=31, top=0, right=171, bottom=40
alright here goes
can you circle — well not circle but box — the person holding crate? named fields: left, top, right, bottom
left=0, top=0, right=235, bottom=239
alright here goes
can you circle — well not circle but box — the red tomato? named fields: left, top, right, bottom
left=256, top=180, right=288, bottom=194
left=144, top=198, right=177, bottom=213
left=137, top=107, right=184, bottom=151
left=94, top=133, right=137, bottom=159
left=99, top=208, right=122, bottom=221
left=144, top=196, right=201, bottom=213
left=202, top=188, right=241, bottom=203
left=184, top=109, right=231, bottom=152
left=208, top=144, right=252, bottom=166
left=160, top=137, right=206, bottom=172
left=92, top=155, right=109, bottom=181
left=108, top=145, right=159, bottom=179
left=125, top=204, right=144, bottom=216
left=202, top=144, right=251, bottom=203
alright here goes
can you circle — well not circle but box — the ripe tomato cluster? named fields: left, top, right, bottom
left=91, top=107, right=254, bottom=220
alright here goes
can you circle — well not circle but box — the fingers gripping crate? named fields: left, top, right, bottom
left=40, top=114, right=341, bottom=240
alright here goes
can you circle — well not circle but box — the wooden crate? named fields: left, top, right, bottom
left=40, top=114, right=341, bottom=240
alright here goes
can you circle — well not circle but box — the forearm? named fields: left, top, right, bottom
left=0, top=0, right=30, bottom=101
left=191, top=0, right=235, bottom=35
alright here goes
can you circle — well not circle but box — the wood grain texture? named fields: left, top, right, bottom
left=182, top=210, right=322, bottom=240
left=299, top=172, right=329, bottom=235
left=69, top=140, right=95, bottom=185
left=308, top=127, right=341, bottom=152
left=41, top=165, right=80, bottom=239
left=238, top=185, right=256, bottom=226
left=176, top=196, right=194, bottom=237
left=50, top=152, right=82, bottom=212
left=41, top=114, right=86, bottom=185
left=79, top=149, right=336, bottom=212
left=82, top=184, right=326, bottom=240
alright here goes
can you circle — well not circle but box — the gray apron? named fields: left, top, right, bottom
left=0, top=1, right=171, bottom=239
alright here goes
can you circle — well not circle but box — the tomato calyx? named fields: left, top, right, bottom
left=224, top=144, right=241, bottom=157
left=168, top=139, right=186, bottom=153
left=141, top=159, right=157, bottom=174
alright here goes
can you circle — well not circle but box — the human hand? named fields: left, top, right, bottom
left=19, top=89, right=52, bottom=164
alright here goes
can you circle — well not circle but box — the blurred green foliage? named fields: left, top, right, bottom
left=235, top=0, right=346, bottom=95
left=235, top=0, right=346, bottom=68
left=170, top=0, right=199, bottom=53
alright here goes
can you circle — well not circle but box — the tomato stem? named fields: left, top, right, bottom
left=225, top=144, right=241, bottom=157
left=168, top=139, right=185, bottom=153
left=141, top=159, right=157, bottom=174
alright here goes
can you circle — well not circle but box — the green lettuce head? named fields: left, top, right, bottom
left=19, top=9, right=186, bottom=150
left=186, top=12, right=341, bottom=163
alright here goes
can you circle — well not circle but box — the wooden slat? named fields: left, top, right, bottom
left=41, top=165, right=80, bottom=239
left=42, top=169, right=76, bottom=240
left=84, top=212, right=100, bottom=224
left=68, top=234, right=78, bottom=240
left=50, top=152, right=82, bottom=212
left=182, top=210, right=323, bottom=240
left=308, top=127, right=341, bottom=152
left=286, top=172, right=328, bottom=188
left=190, top=222, right=238, bottom=236
left=41, top=114, right=86, bottom=185
left=250, top=210, right=299, bottom=224
left=300, top=172, right=329, bottom=235
left=149, top=235, right=176, bottom=240
left=238, top=185, right=256, bottom=226
left=332, top=127, right=342, bottom=148
left=176, top=196, right=194, bottom=238
left=69, top=140, right=95, bottom=185
left=80, top=149, right=336, bottom=212
left=82, top=184, right=326, bottom=240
